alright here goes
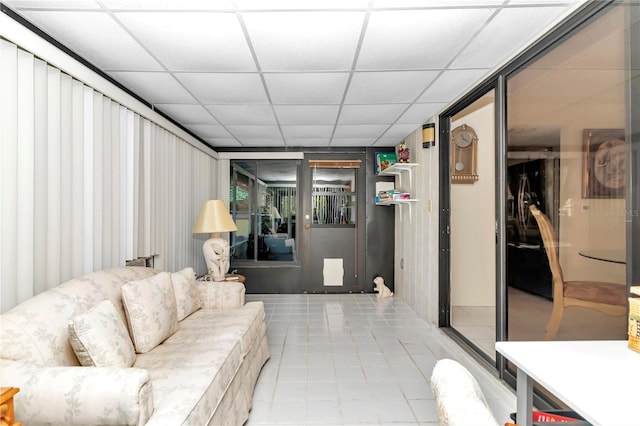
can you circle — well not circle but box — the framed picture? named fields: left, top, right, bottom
left=582, top=128, right=625, bottom=198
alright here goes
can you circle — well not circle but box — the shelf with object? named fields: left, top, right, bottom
left=375, top=163, right=419, bottom=223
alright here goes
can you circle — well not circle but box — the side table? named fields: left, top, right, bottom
left=223, top=274, right=245, bottom=283
left=0, top=387, right=21, bottom=426
left=197, top=274, right=245, bottom=283
left=196, top=275, right=246, bottom=309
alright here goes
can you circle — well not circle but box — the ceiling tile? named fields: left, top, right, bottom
left=331, top=137, right=378, bottom=146
left=285, top=138, right=333, bottom=146
left=206, top=105, right=277, bottom=125
left=226, top=125, right=283, bottom=138
left=383, top=124, right=420, bottom=138
left=108, top=72, right=196, bottom=103
left=155, top=104, right=215, bottom=124
left=243, top=11, right=365, bottom=71
left=19, top=11, right=162, bottom=71
left=204, top=138, right=242, bottom=147
left=338, top=104, right=408, bottom=125
left=374, top=137, right=403, bottom=146
left=239, top=139, right=286, bottom=147
left=372, top=0, right=506, bottom=7
left=238, top=0, right=369, bottom=10
left=175, top=73, right=269, bottom=104
left=333, top=124, right=390, bottom=138
left=418, top=69, right=488, bottom=102
left=274, top=105, right=339, bottom=125
left=101, top=0, right=234, bottom=9
left=345, top=71, right=439, bottom=104
left=115, top=12, right=255, bottom=72
left=265, top=73, right=349, bottom=104
left=508, top=0, right=582, bottom=4
left=358, top=9, right=494, bottom=70
left=397, top=103, right=447, bottom=124
left=281, top=125, right=334, bottom=138
left=9, top=1, right=100, bottom=8
left=186, top=124, right=232, bottom=138
left=451, top=6, right=568, bottom=69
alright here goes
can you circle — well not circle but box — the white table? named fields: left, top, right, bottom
left=495, top=340, right=640, bottom=426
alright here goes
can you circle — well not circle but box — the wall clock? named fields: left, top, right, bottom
left=451, top=124, right=479, bottom=183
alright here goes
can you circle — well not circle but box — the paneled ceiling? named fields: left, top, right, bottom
left=2, top=0, right=584, bottom=149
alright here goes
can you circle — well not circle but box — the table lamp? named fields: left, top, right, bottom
left=192, top=200, right=238, bottom=281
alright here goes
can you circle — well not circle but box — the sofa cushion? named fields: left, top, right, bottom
left=134, top=339, right=243, bottom=426
left=68, top=300, right=136, bottom=367
left=0, top=267, right=158, bottom=366
left=122, top=272, right=179, bottom=354
left=166, top=302, right=265, bottom=357
left=171, top=267, right=201, bottom=321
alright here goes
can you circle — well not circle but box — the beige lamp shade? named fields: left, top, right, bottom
left=192, top=200, right=238, bottom=234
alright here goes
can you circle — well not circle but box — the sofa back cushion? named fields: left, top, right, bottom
left=68, top=300, right=136, bottom=367
left=171, top=267, right=201, bottom=321
left=122, top=272, right=179, bottom=353
left=0, top=267, right=158, bottom=366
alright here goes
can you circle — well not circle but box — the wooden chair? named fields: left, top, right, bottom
left=529, top=205, right=627, bottom=340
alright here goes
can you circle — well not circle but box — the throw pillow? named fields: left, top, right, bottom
left=121, top=271, right=179, bottom=353
left=68, top=300, right=136, bottom=367
left=171, top=267, right=201, bottom=321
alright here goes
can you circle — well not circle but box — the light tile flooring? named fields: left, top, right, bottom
left=245, top=294, right=516, bottom=425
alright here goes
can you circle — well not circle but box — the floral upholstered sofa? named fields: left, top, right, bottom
left=0, top=266, right=269, bottom=425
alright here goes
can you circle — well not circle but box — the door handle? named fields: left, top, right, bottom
left=305, top=224, right=311, bottom=230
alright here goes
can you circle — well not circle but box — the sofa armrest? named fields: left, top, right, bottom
left=0, top=360, right=153, bottom=426
left=197, top=281, right=245, bottom=309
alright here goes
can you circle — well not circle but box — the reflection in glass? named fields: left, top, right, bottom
left=506, top=4, right=632, bottom=344
left=230, top=160, right=298, bottom=262
left=312, top=168, right=356, bottom=225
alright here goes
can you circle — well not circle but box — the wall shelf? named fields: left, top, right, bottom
left=377, top=163, right=418, bottom=189
left=376, top=162, right=419, bottom=223
left=375, top=199, right=419, bottom=223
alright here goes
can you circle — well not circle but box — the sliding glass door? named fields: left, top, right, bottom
left=446, top=90, right=498, bottom=360
left=505, top=3, right=633, bottom=344
left=440, top=0, right=639, bottom=406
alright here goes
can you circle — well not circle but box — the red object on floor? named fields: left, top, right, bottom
left=532, top=410, right=581, bottom=422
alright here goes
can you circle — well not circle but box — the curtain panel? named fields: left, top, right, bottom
left=0, top=40, right=216, bottom=313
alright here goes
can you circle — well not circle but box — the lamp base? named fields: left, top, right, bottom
left=202, top=237, right=230, bottom=282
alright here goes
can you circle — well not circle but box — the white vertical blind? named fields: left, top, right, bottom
left=0, top=40, right=217, bottom=313
left=1, top=40, right=19, bottom=310
left=46, top=65, right=62, bottom=290
left=83, top=86, right=94, bottom=274
left=17, top=49, right=35, bottom=303
left=33, top=59, right=48, bottom=295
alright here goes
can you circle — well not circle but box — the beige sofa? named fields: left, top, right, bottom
left=0, top=266, right=269, bottom=425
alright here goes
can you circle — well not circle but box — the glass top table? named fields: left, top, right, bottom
left=578, top=249, right=625, bottom=264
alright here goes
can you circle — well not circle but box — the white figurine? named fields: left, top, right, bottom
left=373, top=275, right=393, bottom=298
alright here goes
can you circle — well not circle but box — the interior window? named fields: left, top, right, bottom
left=230, top=160, right=298, bottom=262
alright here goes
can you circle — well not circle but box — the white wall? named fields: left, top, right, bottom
left=393, top=126, right=439, bottom=325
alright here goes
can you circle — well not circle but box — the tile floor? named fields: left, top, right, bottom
left=452, top=287, right=628, bottom=360
left=245, top=293, right=516, bottom=425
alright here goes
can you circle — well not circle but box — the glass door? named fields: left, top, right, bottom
left=446, top=89, right=498, bottom=360
left=301, top=156, right=365, bottom=293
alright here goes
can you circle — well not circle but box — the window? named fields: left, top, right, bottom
left=230, top=160, right=299, bottom=262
